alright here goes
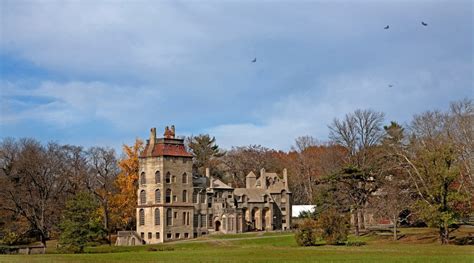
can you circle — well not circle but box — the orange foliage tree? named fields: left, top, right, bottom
left=111, top=139, right=144, bottom=230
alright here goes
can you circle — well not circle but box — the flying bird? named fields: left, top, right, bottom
left=384, top=25, right=389, bottom=29
left=421, top=21, right=428, bottom=26
left=388, top=84, right=393, bottom=88
left=251, top=58, right=257, bottom=63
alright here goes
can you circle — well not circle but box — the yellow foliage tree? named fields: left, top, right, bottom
left=111, top=139, right=143, bottom=230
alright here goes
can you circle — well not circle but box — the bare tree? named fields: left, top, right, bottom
left=86, top=147, right=119, bottom=244
left=0, top=139, right=70, bottom=247
left=327, top=109, right=385, bottom=235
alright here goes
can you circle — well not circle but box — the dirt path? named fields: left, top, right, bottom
left=169, top=234, right=294, bottom=244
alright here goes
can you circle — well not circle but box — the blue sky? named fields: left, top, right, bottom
left=1, top=0, right=472, bottom=151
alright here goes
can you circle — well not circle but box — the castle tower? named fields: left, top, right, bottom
left=136, top=126, right=194, bottom=244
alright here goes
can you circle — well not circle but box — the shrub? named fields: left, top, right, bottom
left=318, top=208, right=349, bottom=245
left=294, top=219, right=322, bottom=246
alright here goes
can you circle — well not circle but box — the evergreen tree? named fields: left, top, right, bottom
left=186, top=134, right=225, bottom=175
left=59, top=192, right=105, bottom=253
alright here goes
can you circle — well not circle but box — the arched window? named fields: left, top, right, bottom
left=165, top=172, right=171, bottom=183
left=182, top=190, right=187, bottom=203
left=154, top=208, right=160, bottom=225
left=140, top=172, right=146, bottom=185
left=139, top=209, right=145, bottom=226
left=182, top=173, right=187, bottom=184
left=193, top=190, right=198, bottom=203
left=166, top=189, right=172, bottom=203
left=155, top=189, right=161, bottom=203
left=166, top=208, right=172, bottom=226
left=155, top=171, right=161, bottom=184
left=140, top=190, right=146, bottom=204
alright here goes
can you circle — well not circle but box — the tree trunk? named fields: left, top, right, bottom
left=393, top=215, right=397, bottom=241
left=440, top=225, right=449, bottom=245
left=353, top=210, right=360, bottom=236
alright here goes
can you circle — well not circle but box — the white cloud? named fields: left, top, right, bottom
left=1, top=81, right=161, bottom=128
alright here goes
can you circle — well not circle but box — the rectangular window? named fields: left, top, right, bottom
left=167, top=233, right=172, bottom=239
left=182, top=212, right=186, bottom=225
left=193, top=191, right=198, bottom=203
left=148, top=232, right=152, bottom=239
left=208, top=214, right=213, bottom=228
left=141, top=232, right=144, bottom=239
left=184, top=233, right=189, bottom=238
left=175, top=233, right=180, bottom=239
left=281, top=207, right=286, bottom=211
left=156, top=232, right=160, bottom=239
left=200, top=214, right=206, bottom=228
left=200, top=193, right=205, bottom=203
left=174, top=212, right=178, bottom=218
left=193, top=214, right=199, bottom=227
left=187, top=212, right=190, bottom=225
left=173, top=195, right=177, bottom=202
left=282, top=219, right=286, bottom=224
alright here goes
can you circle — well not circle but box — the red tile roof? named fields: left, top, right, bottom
left=140, top=142, right=193, bottom=158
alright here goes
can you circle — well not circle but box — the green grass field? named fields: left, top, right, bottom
left=1, top=228, right=473, bottom=262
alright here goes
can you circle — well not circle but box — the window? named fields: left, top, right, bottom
left=208, top=214, right=213, bottom=228
left=200, top=214, right=206, bottom=228
left=182, top=190, right=187, bottom=203
left=141, top=232, right=144, bottom=239
left=207, top=196, right=212, bottom=208
left=139, top=209, right=145, bottom=226
left=155, top=208, right=160, bottom=225
left=173, top=195, right=177, bottom=202
left=184, top=233, right=189, bottom=238
left=200, top=192, right=205, bottom=203
left=166, top=172, right=171, bottom=183
left=182, top=212, right=186, bottom=225
left=193, top=214, right=199, bottom=227
left=175, top=233, right=180, bottom=239
left=140, top=172, right=146, bottom=185
left=155, top=171, right=161, bottom=184
left=155, top=189, right=161, bottom=203
left=174, top=212, right=178, bottom=218
left=167, top=233, right=172, bottom=239
left=167, top=208, right=172, bottom=226
left=172, top=175, right=176, bottom=183
left=148, top=232, right=152, bottom=239
left=140, top=190, right=146, bottom=204
left=166, top=189, right=171, bottom=203
left=187, top=212, right=190, bottom=225
left=193, top=190, right=198, bottom=203
left=281, top=207, right=286, bottom=211
left=182, top=173, right=187, bottom=184
left=156, top=232, right=160, bottom=239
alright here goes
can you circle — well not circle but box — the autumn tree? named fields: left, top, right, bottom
left=223, top=145, right=284, bottom=188
left=111, top=139, right=144, bottom=230
left=187, top=134, right=225, bottom=176
left=391, top=103, right=473, bottom=244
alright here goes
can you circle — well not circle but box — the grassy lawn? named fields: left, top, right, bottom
left=1, top=228, right=473, bottom=262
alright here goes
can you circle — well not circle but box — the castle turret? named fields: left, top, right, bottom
left=246, top=172, right=257, bottom=188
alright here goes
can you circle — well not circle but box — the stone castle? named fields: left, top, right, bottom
left=116, top=126, right=292, bottom=245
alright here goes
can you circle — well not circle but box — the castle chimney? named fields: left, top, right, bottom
left=283, top=168, right=288, bottom=189
left=171, top=125, right=175, bottom=137
left=150, top=127, right=156, bottom=146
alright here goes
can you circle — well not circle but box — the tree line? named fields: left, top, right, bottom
left=0, top=98, right=472, bottom=247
